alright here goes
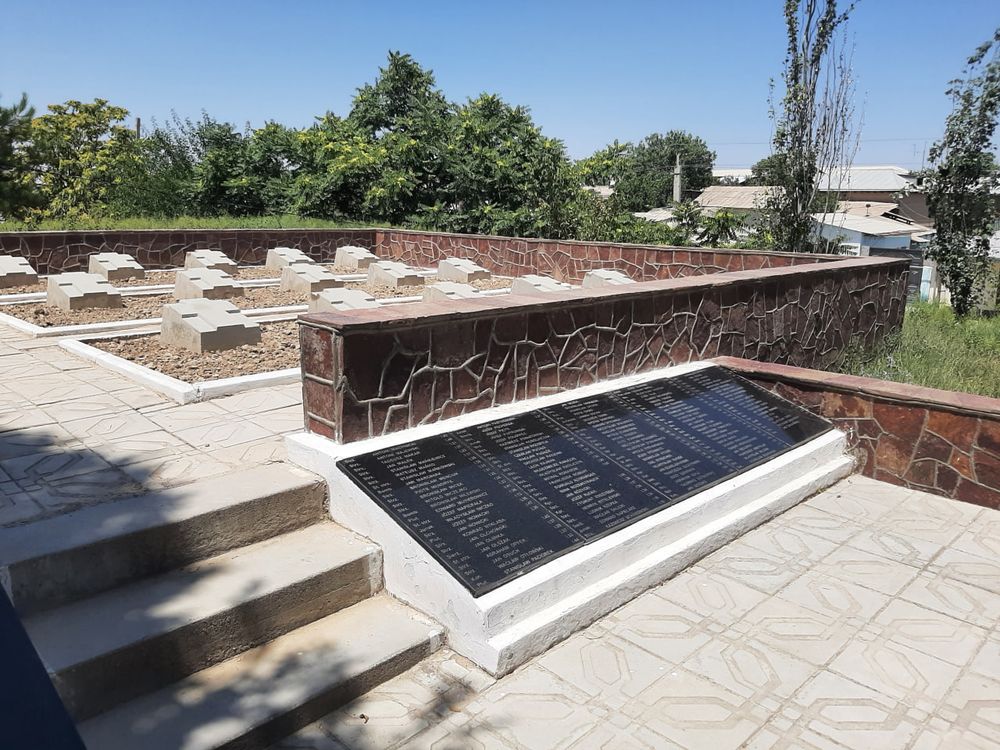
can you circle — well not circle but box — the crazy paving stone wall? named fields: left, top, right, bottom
left=718, top=357, right=1000, bottom=510
left=299, top=257, right=909, bottom=443
left=0, top=227, right=838, bottom=278
left=374, top=229, right=838, bottom=283
left=0, top=229, right=376, bottom=275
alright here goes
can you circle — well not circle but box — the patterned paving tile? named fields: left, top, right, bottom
left=937, top=671, right=1000, bottom=747
left=172, top=418, right=273, bottom=451
left=727, top=594, right=860, bottom=668
left=62, top=411, right=161, bottom=441
left=41, top=392, right=132, bottom=423
left=119, top=451, right=233, bottom=490
left=82, top=429, right=191, bottom=467
left=778, top=568, right=890, bottom=623
left=621, top=666, right=771, bottom=749
left=772, top=503, right=865, bottom=545
left=812, top=544, right=920, bottom=597
left=873, top=599, right=987, bottom=667
left=927, top=547, right=1000, bottom=596
left=210, top=437, right=288, bottom=467
left=606, top=596, right=718, bottom=664
left=653, top=568, right=768, bottom=627
left=0, top=424, right=78, bottom=461
left=248, top=405, right=307, bottom=434
left=213, top=388, right=301, bottom=414
left=537, top=629, right=671, bottom=709
left=784, top=670, right=922, bottom=749
left=899, top=569, right=1000, bottom=631
left=0, top=407, right=56, bottom=433
left=455, top=665, right=604, bottom=750
left=147, top=401, right=231, bottom=433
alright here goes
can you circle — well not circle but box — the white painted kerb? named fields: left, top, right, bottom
left=286, top=363, right=854, bottom=675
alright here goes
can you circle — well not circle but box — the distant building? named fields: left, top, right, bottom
left=694, top=185, right=775, bottom=216
left=712, top=168, right=753, bottom=184
left=818, top=165, right=931, bottom=226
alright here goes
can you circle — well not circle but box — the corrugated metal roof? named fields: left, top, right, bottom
left=836, top=200, right=899, bottom=217
left=633, top=207, right=674, bottom=223
left=819, top=165, right=916, bottom=193
left=694, top=185, right=774, bottom=210
left=583, top=185, right=615, bottom=199
left=812, top=212, right=931, bottom=237
left=712, top=168, right=753, bottom=182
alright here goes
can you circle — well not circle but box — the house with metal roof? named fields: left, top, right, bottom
left=817, top=165, right=931, bottom=225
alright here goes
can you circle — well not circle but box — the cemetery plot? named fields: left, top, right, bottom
left=338, top=366, right=832, bottom=596
left=88, top=320, right=300, bottom=381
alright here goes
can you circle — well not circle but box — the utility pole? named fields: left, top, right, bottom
left=672, top=153, right=682, bottom=203
left=135, top=117, right=141, bottom=138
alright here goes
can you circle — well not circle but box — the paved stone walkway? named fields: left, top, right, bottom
left=279, top=476, right=1000, bottom=750
left=2, top=323, right=999, bottom=749
left=0, top=325, right=300, bottom=528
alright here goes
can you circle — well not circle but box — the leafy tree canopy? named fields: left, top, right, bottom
left=925, top=28, right=1000, bottom=316
left=612, top=131, right=715, bottom=211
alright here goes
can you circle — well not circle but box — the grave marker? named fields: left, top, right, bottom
left=87, top=253, right=145, bottom=282
left=437, top=258, right=491, bottom=283
left=161, top=299, right=260, bottom=353
left=0, top=256, right=38, bottom=288
left=280, top=264, right=343, bottom=294
left=510, top=274, right=573, bottom=296
left=334, top=245, right=378, bottom=271
left=183, top=250, right=237, bottom=275
left=46, top=273, right=123, bottom=311
left=310, top=288, right=380, bottom=312
left=173, top=269, right=244, bottom=300
left=423, top=282, right=480, bottom=302
left=265, top=247, right=313, bottom=269
left=583, top=269, right=634, bottom=288
left=368, top=261, right=424, bottom=288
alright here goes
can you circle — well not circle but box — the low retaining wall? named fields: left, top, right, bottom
left=0, top=227, right=836, bottom=278
left=298, top=256, right=908, bottom=443
left=374, top=229, right=837, bottom=283
left=717, top=357, right=1000, bottom=509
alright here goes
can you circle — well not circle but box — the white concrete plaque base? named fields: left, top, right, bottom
left=287, top=362, right=853, bottom=676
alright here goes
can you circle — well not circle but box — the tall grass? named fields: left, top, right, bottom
left=839, top=302, right=1000, bottom=398
left=0, top=215, right=390, bottom=232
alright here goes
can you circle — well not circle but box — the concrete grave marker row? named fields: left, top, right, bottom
left=161, top=299, right=260, bottom=353
left=310, top=288, right=380, bottom=312
left=280, top=264, right=343, bottom=294
left=46, top=273, right=123, bottom=311
left=88, top=252, right=145, bottom=282
left=265, top=247, right=313, bottom=269
left=334, top=245, right=378, bottom=271
left=174, top=269, right=244, bottom=300
left=184, top=250, right=237, bottom=275
left=0, top=256, right=38, bottom=288
left=510, top=274, right=573, bottom=296
left=436, top=257, right=491, bottom=283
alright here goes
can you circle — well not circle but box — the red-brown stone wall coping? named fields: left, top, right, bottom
left=298, top=255, right=909, bottom=443
left=715, top=356, right=1000, bottom=509
left=300, top=256, right=906, bottom=335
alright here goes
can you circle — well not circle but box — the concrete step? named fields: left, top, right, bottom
left=0, top=465, right=326, bottom=615
left=78, top=595, right=444, bottom=750
left=26, top=522, right=381, bottom=722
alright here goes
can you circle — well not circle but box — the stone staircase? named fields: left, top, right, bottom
left=0, top=464, right=443, bottom=750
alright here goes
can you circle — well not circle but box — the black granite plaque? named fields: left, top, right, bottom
left=338, top=366, right=832, bottom=597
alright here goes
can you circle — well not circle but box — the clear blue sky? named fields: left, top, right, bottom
left=3, top=0, right=997, bottom=168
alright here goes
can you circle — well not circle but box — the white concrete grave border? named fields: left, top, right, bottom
left=287, top=360, right=853, bottom=676
left=59, top=320, right=302, bottom=404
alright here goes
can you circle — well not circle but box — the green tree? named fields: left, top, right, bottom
left=762, top=0, right=858, bottom=252
left=0, top=93, right=37, bottom=219
left=568, top=191, right=684, bottom=245
left=348, top=51, right=453, bottom=223
left=576, top=140, right=629, bottom=187
left=613, top=131, right=715, bottom=211
left=925, top=28, right=1000, bottom=316
left=425, top=93, right=578, bottom=237
left=24, top=99, right=140, bottom=220
left=700, top=210, right=744, bottom=246
left=747, top=153, right=788, bottom=186
left=671, top=200, right=704, bottom=244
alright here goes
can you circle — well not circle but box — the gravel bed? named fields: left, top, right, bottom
left=91, top=321, right=301, bottom=381
left=8, top=287, right=311, bottom=327
left=471, top=277, right=513, bottom=291
left=344, top=281, right=427, bottom=298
